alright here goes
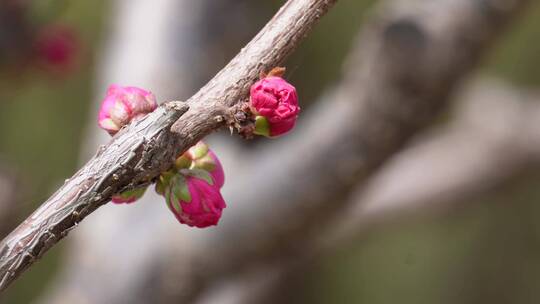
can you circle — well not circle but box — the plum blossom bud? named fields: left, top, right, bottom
left=249, top=73, right=300, bottom=137
left=156, top=141, right=226, bottom=228
left=98, top=84, right=158, bottom=135
left=162, top=172, right=226, bottom=228
left=112, top=186, right=148, bottom=204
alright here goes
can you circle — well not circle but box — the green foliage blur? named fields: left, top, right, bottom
left=1, top=1, right=540, bottom=303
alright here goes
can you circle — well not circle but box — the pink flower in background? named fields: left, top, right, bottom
left=34, top=24, right=79, bottom=73
left=156, top=141, right=226, bottom=228
left=98, top=84, right=157, bottom=135
left=250, top=74, right=300, bottom=137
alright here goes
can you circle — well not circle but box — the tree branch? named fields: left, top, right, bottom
left=0, top=0, right=338, bottom=291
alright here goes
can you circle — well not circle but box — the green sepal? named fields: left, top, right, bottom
left=170, top=198, right=183, bottom=214
left=189, top=142, right=209, bottom=159
left=175, top=154, right=192, bottom=169
left=180, top=168, right=214, bottom=186
left=118, top=186, right=147, bottom=200
left=160, top=170, right=175, bottom=184
left=155, top=170, right=175, bottom=195
left=193, top=154, right=216, bottom=172
left=164, top=184, right=182, bottom=214
left=169, top=189, right=183, bottom=213
left=164, top=186, right=171, bottom=205
left=155, top=179, right=166, bottom=195
left=172, top=174, right=191, bottom=203
left=253, top=116, right=271, bottom=137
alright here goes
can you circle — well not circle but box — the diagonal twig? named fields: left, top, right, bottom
left=0, top=0, right=338, bottom=291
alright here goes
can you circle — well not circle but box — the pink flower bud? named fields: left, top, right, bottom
left=112, top=186, right=148, bottom=204
left=156, top=141, right=226, bottom=228
left=163, top=171, right=226, bottom=228
left=249, top=76, right=300, bottom=137
left=98, top=84, right=158, bottom=135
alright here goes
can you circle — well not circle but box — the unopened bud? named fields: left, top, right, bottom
left=156, top=141, right=226, bottom=228
left=249, top=68, right=300, bottom=137
left=98, top=84, right=157, bottom=135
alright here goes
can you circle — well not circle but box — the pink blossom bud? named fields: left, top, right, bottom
left=98, top=84, right=158, bottom=135
left=163, top=171, right=226, bottom=228
left=112, top=186, right=148, bottom=204
left=249, top=76, right=300, bottom=137
left=156, top=141, right=226, bottom=228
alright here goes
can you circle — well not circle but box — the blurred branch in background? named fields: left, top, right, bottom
left=340, top=79, right=540, bottom=231
left=153, top=0, right=530, bottom=302
left=35, top=0, right=532, bottom=303
left=325, top=78, right=540, bottom=252
left=204, top=78, right=540, bottom=304
left=0, top=162, right=20, bottom=239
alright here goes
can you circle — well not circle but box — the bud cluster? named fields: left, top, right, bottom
left=98, top=67, right=300, bottom=228
left=98, top=85, right=225, bottom=228
left=98, top=84, right=158, bottom=135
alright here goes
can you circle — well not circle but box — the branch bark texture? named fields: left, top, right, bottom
left=0, top=0, right=338, bottom=291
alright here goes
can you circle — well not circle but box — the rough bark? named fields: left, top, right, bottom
left=0, top=0, right=338, bottom=291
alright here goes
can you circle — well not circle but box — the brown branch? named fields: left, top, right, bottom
left=0, top=0, right=338, bottom=291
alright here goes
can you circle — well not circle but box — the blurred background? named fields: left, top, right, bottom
left=1, top=0, right=540, bottom=303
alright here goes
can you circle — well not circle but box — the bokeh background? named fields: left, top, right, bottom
left=1, top=0, right=540, bottom=303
